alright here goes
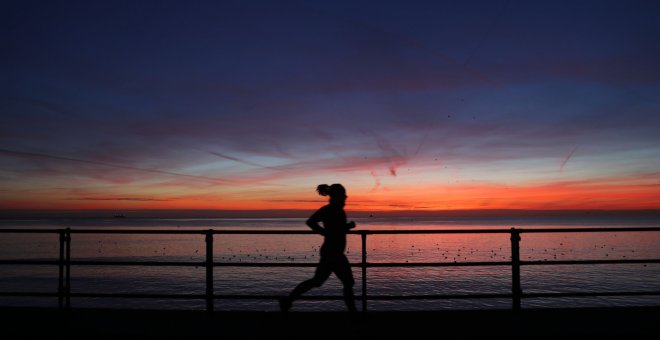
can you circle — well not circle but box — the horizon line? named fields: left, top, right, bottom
left=2, top=208, right=660, bottom=219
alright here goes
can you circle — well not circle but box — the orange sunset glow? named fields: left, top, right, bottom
left=2, top=0, right=660, bottom=217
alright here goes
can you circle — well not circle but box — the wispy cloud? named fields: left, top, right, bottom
left=205, top=150, right=280, bottom=170
left=67, top=197, right=170, bottom=202
left=560, top=145, right=579, bottom=172
left=360, top=130, right=428, bottom=176
left=0, top=148, right=232, bottom=184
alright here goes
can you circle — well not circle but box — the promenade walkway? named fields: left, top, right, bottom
left=2, top=307, right=658, bottom=339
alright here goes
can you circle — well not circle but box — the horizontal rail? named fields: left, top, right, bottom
left=0, top=292, right=512, bottom=300
left=72, top=293, right=207, bottom=299
left=2, top=227, right=659, bottom=235
left=3, top=259, right=660, bottom=267
left=521, top=259, right=660, bottom=265
left=0, top=260, right=61, bottom=265
left=356, top=227, right=660, bottom=234
left=356, top=259, right=660, bottom=267
left=0, top=292, right=59, bottom=297
left=4, top=291, right=659, bottom=300
left=212, top=294, right=516, bottom=300
left=66, top=260, right=206, bottom=267
left=518, top=227, right=660, bottom=233
left=523, top=291, right=660, bottom=298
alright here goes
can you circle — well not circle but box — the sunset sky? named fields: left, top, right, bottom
left=2, top=0, right=660, bottom=214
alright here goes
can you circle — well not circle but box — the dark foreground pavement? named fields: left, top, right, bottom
left=1, top=307, right=659, bottom=339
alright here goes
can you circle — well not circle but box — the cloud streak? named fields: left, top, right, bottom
left=205, top=150, right=282, bottom=170
left=0, top=148, right=232, bottom=184
left=560, top=146, right=579, bottom=173
left=67, top=197, right=171, bottom=202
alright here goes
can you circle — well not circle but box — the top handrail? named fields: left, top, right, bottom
left=0, top=227, right=659, bottom=234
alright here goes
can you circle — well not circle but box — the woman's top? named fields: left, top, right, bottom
left=307, top=203, right=350, bottom=257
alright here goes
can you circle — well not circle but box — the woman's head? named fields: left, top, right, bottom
left=316, top=184, right=347, bottom=205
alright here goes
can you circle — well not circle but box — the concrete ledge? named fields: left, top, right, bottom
left=1, top=307, right=659, bottom=339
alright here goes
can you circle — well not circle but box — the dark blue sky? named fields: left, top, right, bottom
left=2, top=0, right=660, bottom=211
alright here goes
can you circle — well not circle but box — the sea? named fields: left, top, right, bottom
left=1, top=215, right=659, bottom=311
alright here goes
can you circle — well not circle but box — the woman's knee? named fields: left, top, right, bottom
left=308, top=277, right=325, bottom=288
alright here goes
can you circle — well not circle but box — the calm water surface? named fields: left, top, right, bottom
left=1, top=216, right=659, bottom=311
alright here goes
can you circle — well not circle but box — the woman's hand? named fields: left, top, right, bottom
left=347, top=221, right=356, bottom=229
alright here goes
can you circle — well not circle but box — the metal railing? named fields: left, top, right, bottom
left=1, top=227, right=660, bottom=312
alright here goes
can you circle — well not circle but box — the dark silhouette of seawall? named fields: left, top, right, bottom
left=2, top=306, right=659, bottom=339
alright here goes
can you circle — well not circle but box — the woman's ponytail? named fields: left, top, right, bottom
left=316, top=184, right=331, bottom=196
left=316, top=183, right=346, bottom=198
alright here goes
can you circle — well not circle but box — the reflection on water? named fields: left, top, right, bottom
left=1, top=217, right=659, bottom=310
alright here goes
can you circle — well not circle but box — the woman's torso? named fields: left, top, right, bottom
left=317, top=204, right=348, bottom=256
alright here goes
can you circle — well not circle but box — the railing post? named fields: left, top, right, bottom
left=205, top=229, right=214, bottom=313
left=361, top=232, right=367, bottom=312
left=58, top=230, right=65, bottom=309
left=510, top=228, right=522, bottom=311
left=65, top=228, right=71, bottom=309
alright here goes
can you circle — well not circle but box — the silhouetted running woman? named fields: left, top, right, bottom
left=280, top=184, right=357, bottom=312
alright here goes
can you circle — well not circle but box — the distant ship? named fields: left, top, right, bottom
left=114, top=213, right=126, bottom=218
